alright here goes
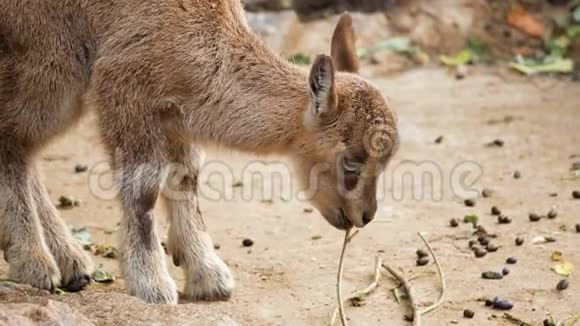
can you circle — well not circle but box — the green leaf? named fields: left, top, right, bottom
left=357, top=37, right=419, bottom=59
left=288, top=53, right=311, bottom=65
left=92, top=269, right=115, bottom=283
left=510, top=56, right=574, bottom=75
left=552, top=261, right=574, bottom=277
left=440, top=49, right=474, bottom=67
left=71, top=227, right=94, bottom=247
left=464, top=214, right=479, bottom=229
left=467, top=38, right=489, bottom=60
left=573, top=6, right=580, bottom=23
left=567, top=25, right=580, bottom=39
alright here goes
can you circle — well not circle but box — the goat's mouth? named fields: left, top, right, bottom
left=337, top=208, right=352, bottom=230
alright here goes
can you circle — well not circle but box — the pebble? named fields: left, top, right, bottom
left=242, top=238, right=254, bottom=247
left=434, top=135, right=444, bottom=144
left=417, top=257, right=430, bottom=266
left=513, top=170, right=521, bottom=179
left=74, top=164, right=88, bottom=173
left=482, top=188, right=493, bottom=198
left=486, top=243, right=498, bottom=252
left=463, top=309, right=475, bottom=318
left=576, top=224, right=580, bottom=233
left=506, top=256, right=517, bottom=264
left=544, top=319, right=556, bottom=326
left=491, top=206, right=501, bottom=216
left=464, top=199, right=476, bottom=207
left=214, top=244, right=221, bottom=250
left=468, top=240, right=477, bottom=248
left=556, top=279, right=569, bottom=291
left=502, top=267, right=510, bottom=276
left=449, top=218, right=459, bottom=227
left=573, top=190, right=580, bottom=199
left=498, top=215, right=512, bottom=224
left=482, top=271, right=503, bottom=280
left=547, top=208, right=558, bottom=219
left=515, top=237, right=524, bottom=246
left=478, top=236, right=489, bottom=246
left=416, top=249, right=428, bottom=258
left=485, top=299, right=493, bottom=306
left=492, top=297, right=513, bottom=310
left=303, top=208, right=314, bottom=213
left=529, top=213, right=541, bottom=222
left=474, top=248, right=487, bottom=258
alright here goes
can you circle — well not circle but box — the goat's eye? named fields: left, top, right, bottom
left=343, top=159, right=363, bottom=176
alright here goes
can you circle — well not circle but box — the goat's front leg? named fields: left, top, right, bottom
left=163, top=146, right=234, bottom=301
left=117, top=159, right=177, bottom=304
left=31, top=168, right=93, bottom=292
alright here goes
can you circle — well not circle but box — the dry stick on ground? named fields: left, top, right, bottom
left=382, top=262, right=421, bottom=325
left=417, top=232, right=446, bottom=316
left=330, top=255, right=383, bottom=325
left=381, top=232, right=446, bottom=326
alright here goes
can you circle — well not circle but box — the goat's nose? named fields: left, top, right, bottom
left=362, top=210, right=374, bottom=225
left=362, top=204, right=378, bottom=226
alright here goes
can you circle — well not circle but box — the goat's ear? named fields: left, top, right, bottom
left=331, top=13, right=359, bottom=73
left=306, top=55, right=338, bottom=127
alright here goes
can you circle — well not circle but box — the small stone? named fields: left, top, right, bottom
left=515, top=237, right=524, bottom=246
left=506, top=256, right=517, bottom=264
left=547, top=208, right=558, bottom=219
left=486, top=243, right=498, bottom=252
left=242, top=238, right=254, bottom=247
left=434, top=135, right=444, bottom=144
left=74, top=164, right=88, bottom=173
left=486, top=139, right=504, bottom=147
left=474, top=248, right=487, bottom=258
left=529, top=213, right=541, bottom=222
left=303, top=207, right=314, bottom=213
left=556, top=279, right=569, bottom=291
left=416, top=256, right=430, bottom=266
left=544, top=319, right=556, bottom=326
left=576, top=224, right=580, bottom=233
left=449, top=218, right=459, bottom=227
left=502, top=267, right=510, bottom=276
left=464, top=199, right=476, bottom=207
left=463, top=309, right=475, bottom=318
left=482, top=188, right=493, bottom=198
left=468, top=240, right=477, bottom=248
left=214, top=243, right=221, bottom=250
left=498, top=215, right=512, bottom=224
left=482, top=271, right=503, bottom=280
left=478, top=236, right=490, bottom=246
left=492, top=297, right=513, bottom=310
left=491, top=206, right=501, bottom=215
left=485, top=299, right=493, bottom=306
left=416, top=249, right=428, bottom=258
left=513, top=170, right=521, bottom=179
left=573, top=190, right=580, bottom=199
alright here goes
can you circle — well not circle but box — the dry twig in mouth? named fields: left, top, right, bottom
left=334, top=228, right=351, bottom=326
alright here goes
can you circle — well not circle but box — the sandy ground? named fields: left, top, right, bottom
left=1, top=9, right=580, bottom=326
left=0, top=67, right=578, bottom=326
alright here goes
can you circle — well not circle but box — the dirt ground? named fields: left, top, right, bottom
left=1, top=10, right=580, bottom=326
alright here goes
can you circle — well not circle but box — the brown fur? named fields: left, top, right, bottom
left=0, top=0, right=398, bottom=304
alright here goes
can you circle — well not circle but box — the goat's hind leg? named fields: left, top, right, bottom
left=31, top=169, right=93, bottom=292
left=0, top=153, right=61, bottom=290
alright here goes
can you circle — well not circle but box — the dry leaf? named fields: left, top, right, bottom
left=552, top=261, right=574, bottom=277
left=551, top=251, right=563, bottom=262
left=507, top=6, right=545, bottom=38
